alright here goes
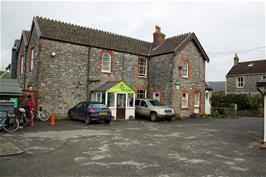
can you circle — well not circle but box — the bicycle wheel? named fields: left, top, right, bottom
left=37, top=110, right=50, bottom=121
left=3, top=117, right=19, bottom=133
left=18, top=113, right=29, bottom=127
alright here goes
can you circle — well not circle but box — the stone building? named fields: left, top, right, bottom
left=11, top=16, right=210, bottom=118
left=226, top=54, right=266, bottom=94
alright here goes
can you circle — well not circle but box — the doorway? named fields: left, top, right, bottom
left=194, top=92, right=200, bottom=114
left=116, top=94, right=126, bottom=119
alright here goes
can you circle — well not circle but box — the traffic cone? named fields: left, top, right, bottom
left=50, top=113, right=55, bottom=126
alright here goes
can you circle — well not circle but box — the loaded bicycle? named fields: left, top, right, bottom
left=0, top=100, right=19, bottom=133
left=17, top=107, right=50, bottom=127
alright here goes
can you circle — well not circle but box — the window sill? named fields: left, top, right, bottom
left=138, top=75, right=147, bottom=79
left=101, top=71, right=112, bottom=74
left=182, top=76, right=189, bottom=79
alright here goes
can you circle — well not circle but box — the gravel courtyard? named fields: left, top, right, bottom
left=0, top=117, right=265, bottom=177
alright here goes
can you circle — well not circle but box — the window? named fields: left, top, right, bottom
left=91, top=92, right=102, bottom=102
left=20, top=56, right=24, bottom=74
left=138, top=58, right=147, bottom=77
left=137, top=90, right=146, bottom=99
left=140, top=100, right=148, bottom=107
left=262, top=76, right=266, bottom=80
left=194, top=92, right=200, bottom=107
left=182, top=61, right=188, bottom=78
left=135, top=100, right=140, bottom=106
left=205, top=92, right=209, bottom=100
left=236, top=77, right=244, bottom=88
left=127, top=94, right=134, bottom=107
left=182, top=93, right=188, bottom=108
left=101, top=53, right=111, bottom=72
left=107, top=93, right=115, bottom=107
left=30, top=47, right=34, bottom=71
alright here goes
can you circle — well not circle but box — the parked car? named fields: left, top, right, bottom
left=135, top=99, right=174, bottom=121
left=68, top=102, right=112, bottom=124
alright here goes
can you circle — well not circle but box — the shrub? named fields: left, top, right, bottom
left=211, top=93, right=263, bottom=111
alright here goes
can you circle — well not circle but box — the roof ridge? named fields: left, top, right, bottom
left=238, top=59, right=266, bottom=64
left=165, top=32, right=193, bottom=40
left=36, top=16, right=151, bottom=44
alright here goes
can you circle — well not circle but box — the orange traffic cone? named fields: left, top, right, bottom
left=50, top=113, right=55, bottom=126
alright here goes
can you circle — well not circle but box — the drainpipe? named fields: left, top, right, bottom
left=23, top=45, right=28, bottom=90
left=87, top=46, right=91, bottom=101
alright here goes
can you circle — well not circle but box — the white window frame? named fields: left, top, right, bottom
left=262, top=75, right=266, bottom=80
left=137, top=89, right=146, bottom=99
left=182, top=61, right=188, bottom=78
left=101, top=53, right=111, bottom=73
left=236, top=77, right=244, bottom=88
left=138, top=57, right=147, bottom=78
left=91, top=92, right=102, bottom=102
left=20, top=56, right=24, bottom=75
left=30, top=48, right=34, bottom=71
left=182, top=93, right=188, bottom=108
left=194, top=92, right=200, bottom=108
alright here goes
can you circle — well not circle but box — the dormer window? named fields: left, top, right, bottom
left=248, top=63, right=254, bottom=67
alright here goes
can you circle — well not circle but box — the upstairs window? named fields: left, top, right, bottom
left=20, top=56, right=24, bottom=75
left=101, top=53, right=111, bottom=72
left=137, top=89, right=146, bottom=99
left=236, top=77, right=244, bottom=88
left=138, top=58, right=147, bottom=77
left=30, top=47, right=35, bottom=71
left=182, top=61, right=188, bottom=78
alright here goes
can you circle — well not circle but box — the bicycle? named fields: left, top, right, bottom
left=32, top=107, right=50, bottom=121
left=0, top=111, right=19, bottom=133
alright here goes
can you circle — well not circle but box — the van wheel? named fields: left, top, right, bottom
left=150, top=112, right=158, bottom=122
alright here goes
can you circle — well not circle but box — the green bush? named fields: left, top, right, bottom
left=211, top=93, right=263, bottom=111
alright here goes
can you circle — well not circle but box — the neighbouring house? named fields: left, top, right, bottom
left=207, top=81, right=225, bottom=93
left=226, top=54, right=266, bottom=94
left=11, top=16, right=210, bottom=119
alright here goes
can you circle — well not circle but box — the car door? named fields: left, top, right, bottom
left=79, top=103, right=88, bottom=120
left=73, top=103, right=84, bottom=120
left=135, top=100, right=141, bottom=115
left=140, top=100, right=150, bottom=117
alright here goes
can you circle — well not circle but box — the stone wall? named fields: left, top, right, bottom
left=17, top=37, right=26, bottom=88
left=226, top=74, right=266, bottom=94
left=88, top=48, right=148, bottom=95
left=148, top=53, right=174, bottom=106
left=24, top=26, right=39, bottom=90
left=38, top=39, right=89, bottom=117
left=171, top=41, right=206, bottom=116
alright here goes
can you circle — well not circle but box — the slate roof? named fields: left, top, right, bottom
left=207, top=81, right=225, bottom=92
left=93, top=81, right=121, bottom=92
left=14, top=39, right=20, bottom=48
left=226, top=60, right=266, bottom=76
left=34, top=16, right=210, bottom=60
left=0, top=79, right=22, bottom=96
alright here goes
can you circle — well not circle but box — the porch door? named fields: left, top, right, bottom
left=116, top=94, right=126, bottom=119
left=194, top=92, right=200, bottom=114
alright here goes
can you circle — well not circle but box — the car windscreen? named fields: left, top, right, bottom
left=148, top=100, right=162, bottom=106
left=90, top=103, right=108, bottom=109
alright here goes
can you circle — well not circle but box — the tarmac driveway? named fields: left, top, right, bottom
left=0, top=117, right=265, bottom=177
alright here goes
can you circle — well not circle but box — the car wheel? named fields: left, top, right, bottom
left=85, top=117, right=91, bottom=125
left=68, top=112, right=73, bottom=121
left=104, top=120, right=111, bottom=124
left=150, top=112, right=158, bottom=122
left=166, top=117, right=172, bottom=121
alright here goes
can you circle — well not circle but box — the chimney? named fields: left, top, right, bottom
left=153, top=25, right=165, bottom=47
left=234, top=53, right=239, bottom=65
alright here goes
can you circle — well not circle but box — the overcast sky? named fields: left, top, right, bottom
left=1, top=1, right=265, bottom=81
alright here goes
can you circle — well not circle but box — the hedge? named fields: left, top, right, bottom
left=211, top=93, right=263, bottom=111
